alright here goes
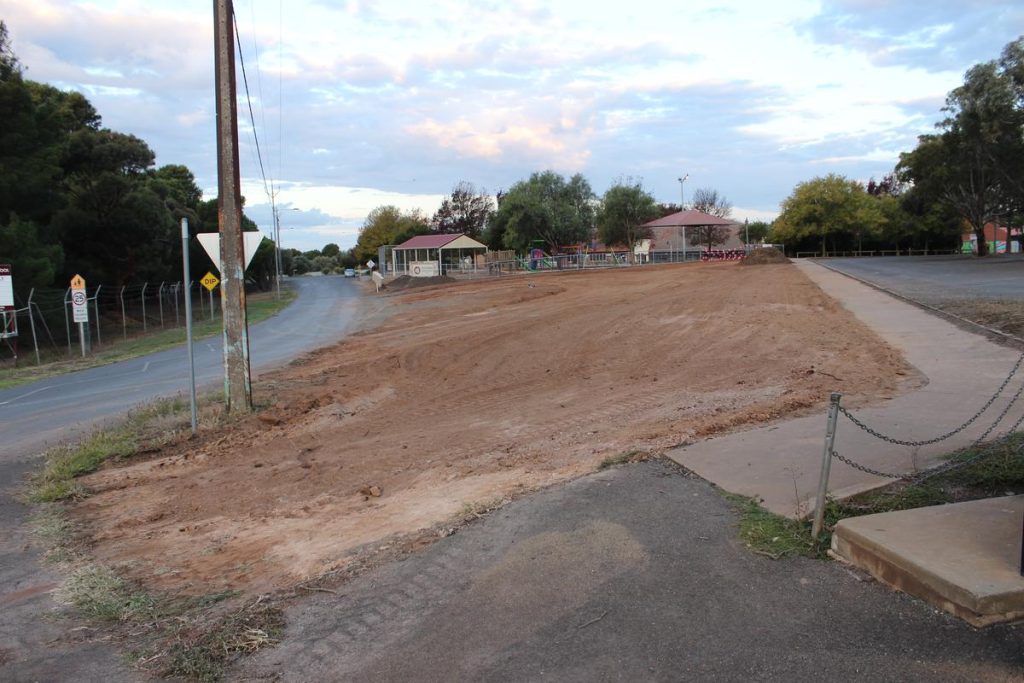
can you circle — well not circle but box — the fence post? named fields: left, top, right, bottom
left=812, top=392, right=842, bottom=540
left=158, top=281, right=165, bottom=328
left=173, top=281, right=180, bottom=327
left=93, top=284, right=102, bottom=346
left=27, top=288, right=40, bottom=365
left=141, top=282, right=148, bottom=332
left=120, top=285, right=127, bottom=341
left=63, top=287, right=72, bottom=355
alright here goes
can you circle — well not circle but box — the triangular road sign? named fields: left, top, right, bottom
left=196, top=232, right=267, bottom=274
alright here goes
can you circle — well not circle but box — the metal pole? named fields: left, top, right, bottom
left=27, top=289, right=40, bottom=365
left=63, top=287, right=71, bottom=355
left=78, top=321, right=86, bottom=357
left=141, top=282, right=148, bottom=332
left=158, top=281, right=165, bottom=328
left=215, top=0, right=252, bottom=412
left=811, top=393, right=842, bottom=539
left=274, top=207, right=282, bottom=299
left=209, top=287, right=214, bottom=320
left=93, top=284, right=102, bottom=346
left=182, top=218, right=198, bottom=434
left=678, top=174, right=688, bottom=263
left=120, top=285, right=127, bottom=341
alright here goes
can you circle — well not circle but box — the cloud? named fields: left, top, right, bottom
left=6, top=0, right=1020, bottom=253
left=801, top=0, right=1024, bottom=72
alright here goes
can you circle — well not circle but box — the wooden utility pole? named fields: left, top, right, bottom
left=213, top=0, right=252, bottom=411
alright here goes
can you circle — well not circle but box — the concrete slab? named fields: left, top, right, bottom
left=831, top=495, right=1024, bottom=626
left=667, top=260, right=1024, bottom=518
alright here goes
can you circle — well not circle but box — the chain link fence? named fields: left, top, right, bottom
left=2, top=280, right=221, bottom=366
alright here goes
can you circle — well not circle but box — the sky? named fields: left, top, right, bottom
left=3, top=0, right=1023, bottom=252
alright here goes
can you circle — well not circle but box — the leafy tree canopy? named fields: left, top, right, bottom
left=596, top=179, right=658, bottom=254
left=486, top=171, right=595, bottom=253
left=353, top=205, right=430, bottom=264
left=896, top=36, right=1024, bottom=256
left=773, top=174, right=886, bottom=255
left=431, top=181, right=494, bottom=238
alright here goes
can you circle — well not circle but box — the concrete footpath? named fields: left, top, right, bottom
left=668, top=260, right=1024, bottom=517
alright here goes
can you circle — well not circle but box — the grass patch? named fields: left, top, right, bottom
left=51, top=558, right=258, bottom=681
left=723, top=493, right=829, bottom=560
left=0, top=287, right=296, bottom=390
left=24, top=393, right=229, bottom=503
left=56, top=565, right=157, bottom=623
left=597, top=449, right=648, bottom=470
left=161, top=598, right=284, bottom=682
left=723, top=433, right=1024, bottom=559
left=830, top=432, right=1024, bottom=520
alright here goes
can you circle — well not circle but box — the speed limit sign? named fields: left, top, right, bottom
left=71, top=274, right=89, bottom=323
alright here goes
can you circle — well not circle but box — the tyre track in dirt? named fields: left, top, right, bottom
left=69, top=262, right=909, bottom=595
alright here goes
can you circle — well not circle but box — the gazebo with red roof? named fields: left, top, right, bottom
left=639, top=210, right=740, bottom=262
left=392, top=233, right=489, bottom=277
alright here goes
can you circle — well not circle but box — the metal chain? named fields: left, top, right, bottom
left=911, top=407, right=1024, bottom=483
left=830, top=450, right=903, bottom=479
left=836, top=351, right=1024, bottom=447
left=829, top=403, right=1024, bottom=483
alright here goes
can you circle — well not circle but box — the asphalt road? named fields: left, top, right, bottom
left=0, top=275, right=361, bottom=460
left=239, top=460, right=1024, bottom=682
left=819, top=255, right=1024, bottom=304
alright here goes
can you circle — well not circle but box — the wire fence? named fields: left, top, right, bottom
left=2, top=281, right=221, bottom=366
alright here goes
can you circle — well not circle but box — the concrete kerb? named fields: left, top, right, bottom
left=667, top=259, right=1024, bottom=519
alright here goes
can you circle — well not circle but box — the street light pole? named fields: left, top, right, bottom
left=677, top=174, right=689, bottom=263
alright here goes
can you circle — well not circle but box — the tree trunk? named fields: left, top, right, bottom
left=974, top=225, right=989, bottom=256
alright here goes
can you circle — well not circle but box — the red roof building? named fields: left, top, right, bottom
left=639, top=210, right=743, bottom=258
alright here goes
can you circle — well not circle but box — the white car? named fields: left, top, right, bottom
left=344, top=268, right=356, bottom=278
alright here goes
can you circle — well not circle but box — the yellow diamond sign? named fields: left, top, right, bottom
left=200, top=272, right=220, bottom=292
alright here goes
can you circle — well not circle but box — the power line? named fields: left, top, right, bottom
left=231, top=6, right=273, bottom=205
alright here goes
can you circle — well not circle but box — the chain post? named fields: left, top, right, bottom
left=812, top=392, right=842, bottom=540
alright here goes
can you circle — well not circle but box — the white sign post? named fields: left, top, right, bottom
left=70, top=274, right=88, bottom=357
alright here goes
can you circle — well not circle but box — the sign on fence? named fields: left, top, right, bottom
left=71, top=274, right=89, bottom=323
left=0, top=264, right=13, bottom=311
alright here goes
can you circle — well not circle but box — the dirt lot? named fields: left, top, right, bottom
left=73, top=262, right=911, bottom=595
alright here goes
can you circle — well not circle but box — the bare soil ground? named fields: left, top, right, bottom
left=72, top=262, right=910, bottom=595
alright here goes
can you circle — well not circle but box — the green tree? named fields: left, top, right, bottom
left=321, top=242, right=341, bottom=258
left=596, top=179, right=658, bottom=257
left=0, top=216, right=64, bottom=296
left=353, top=205, right=430, bottom=264
left=431, top=181, right=494, bottom=238
left=897, top=37, right=1024, bottom=256
left=486, top=171, right=595, bottom=253
left=773, top=174, right=885, bottom=256
left=744, top=220, right=772, bottom=245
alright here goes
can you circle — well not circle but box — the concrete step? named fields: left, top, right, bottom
left=831, top=495, right=1024, bottom=626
